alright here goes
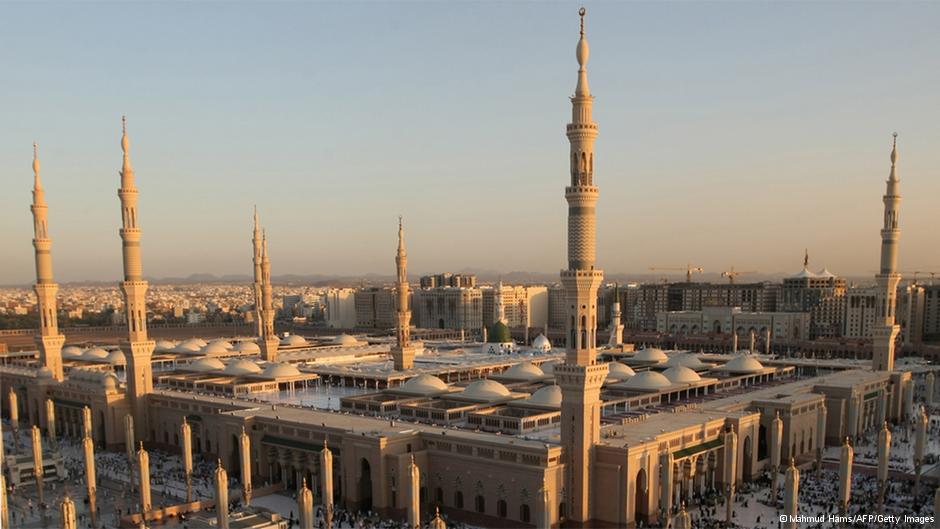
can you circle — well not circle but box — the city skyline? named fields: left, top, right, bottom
left=2, top=2, right=940, bottom=284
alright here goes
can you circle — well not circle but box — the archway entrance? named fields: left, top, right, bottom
left=742, top=435, right=753, bottom=480
left=634, top=467, right=648, bottom=524
left=359, top=458, right=373, bottom=511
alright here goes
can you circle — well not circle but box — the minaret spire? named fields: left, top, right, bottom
left=30, top=142, right=65, bottom=380
left=556, top=7, right=607, bottom=524
left=258, top=229, right=279, bottom=361
left=251, top=206, right=263, bottom=338
left=116, top=117, right=155, bottom=440
left=392, top=216, right=415, bottom=370
left=873, top=133, right=903, bottom=371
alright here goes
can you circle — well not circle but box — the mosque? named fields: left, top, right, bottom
left=0, top=8, right=934, bottom=529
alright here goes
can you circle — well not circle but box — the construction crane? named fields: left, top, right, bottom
left=649, top=264, right=704, bottom=283
left=721, top=267, right=756, bottom=285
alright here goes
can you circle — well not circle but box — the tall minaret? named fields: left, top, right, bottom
left=392, top=217, right=415, bottom=370
left=555, top=8, right=608, bottom=524
left=258, top=231, right=279, bottom=361
left=872, top=133, right=902, bottom=372
left=30, top=142, right=65, bottom=381
left=117, top=117, right=155, bottom=439
left=251, top=207, right=263, bottom=338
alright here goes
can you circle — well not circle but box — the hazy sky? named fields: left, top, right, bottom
left=1, top=1, right=938, bottom=285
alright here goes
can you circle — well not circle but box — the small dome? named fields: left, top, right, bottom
left=201, top=342, right=230, bottom=356
left=83, top=347, right=110, bottom=360
left=37, top=367, right=54, bottom=379
left=102, top=372, right=119, bottom=390
left=503, top=362, right=546, bottom=381
left=606, top=362, right=636, bottom=380
left=400, top=374, right=449, bottom=396
left=234, top=341, right=261, bottom=354
left=62, top=346, right=84, bottom=359
left=207, top=339, right=233, bottom=350
left=154, top=340, right=176, bottom=352
left=181, top=338, right=207, bottom=348
left=663, top=353, right=709, bottom=371
left=174, top=340, right=203, bottom=354
left=280, top=334, right=308, bottom=347
left=106, top=350, right=126, bottom=365
left=187, top=358, right=226, bottom=372
left=487, top=321, right=512, bottom=344
left=223, top=359, right=262, bottom=376
left=621, top=371, right=672, bottom=392
left=632, top=347, right=668, bottom=363
left=332, top=334, right=360, bottom=346
left=261, top=362, right=301, bottom=378
left=662, top=365, right=702, bottom=384
left=531, top=334, right=552, bottom=351
left=461, top=379, right=511, bottom=401
left=724, top=354, right=765, bottom=374
left=524, top=385, right=562, bottom=408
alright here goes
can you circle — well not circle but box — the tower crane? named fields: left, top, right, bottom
left=721, top=267, right=756, bottom=285
left=649, top=264, right=704, bottom=283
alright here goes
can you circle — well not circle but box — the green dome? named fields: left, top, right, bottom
left=487, top=321, right=512, bottom=343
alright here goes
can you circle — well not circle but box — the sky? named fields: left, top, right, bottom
left=1, top=1, right=939, bottom=285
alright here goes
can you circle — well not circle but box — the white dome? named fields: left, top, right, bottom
left=154, top=340, right=177, bottom=352
left=106, top=350, right=126, bottom=365
left=83, top=347, right=110, bottom=360
left=400, top=374, right=449, bottom=395
left=461, top=379, right=512, bottom=401
left=280, top=334, right=308, bottom=347
left=261, top=362, right=301, bottom=378
left=207, top=339, right=233, bottom=350
left=174, top=340, right=203, bottom=353
left=606, top=362, right=636, bottom=380
left=531, top=334, right=552, bottom=351
left=62, top=346, right=84, bottom=359
left=724, top=354, right=765, bottom=374
left=201, top=342, right=231, bottom=356
left=332, top=334, right=360, bottom=346
left=662, top=365, right=702, bottom=384
left=621, top=371, right=672, bottom=392
left=664, top=353, right=709, bottom=371
left=234, top=341, right=261, bottom=354
left=503, top=362, right=545, bottom=381
left=632, top=347, right=668, bottom=363
left=524, top=385, right=562, bottom=408
left=223, top=359, right=262, bottom=376
left=187, top=358, right=226, bottom=372
left=181, top=338, right=207, bottom=348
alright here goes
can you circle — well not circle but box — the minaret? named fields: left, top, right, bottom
left=495, top=280, right=506, bottom=324
left=607, top=284, right=624, bottom=348
left=117, top=117, right=155, bottom=438
left=258, top=231, right=280, bottom=361
left=30, top=142, right=65, bottom=381
left=392, top=217, right=415, bottom=370
left=555, top=9, right=608, bottom=523
left=873, top=134, right=902, bottom=371
left=251, top=207, right=264, bottom=338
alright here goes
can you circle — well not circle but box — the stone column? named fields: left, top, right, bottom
left=9, top=388, right=19, bottom=453
left=60, top=494, right=77, bottom=529
left=927, top=372, right=935, bottom=406
left=770, top=411, right=783, bottom=505
left=764, top=328, right=771, bottom=355
left=82, top=406, right=93, bottom=439
left=407, top=455, right=420, bottom=529
left=723, top=428, right=737, bottom=526
left=84, top=435, right=98, bottom=528
left=783, top=459, right=799, bottom=529
left=298, top=478, right=314, bottom=529
left=847, top=395, right=860, bottom=440
left=732, top=333, right=738, bottom=352
left=838, top=437, right=853, bottom=514
left=816, top=402, right=827, bottom=468
left=321, top=440, right=334, bottom=528
left=538, top=480, right=552, bottom=529
left=181, top=418, right=193, bottom=502
left=215, top=460, right=229, bottom=529
left=915, top=405, right=927, bottom=495
left=239, top=426, right=252, bottom=506
left=903, top=382, right=915, bottom=420
left=125, top=413, right=137, bottom=493
left=45, top=398, right=57, bottom=449
left=138, top=443, right=152, bottom=514
left=31, top=425, right=44, bottom=508
left=660, top=451, right=673, bottom=521
left=877, top=422, right=891, bottom=513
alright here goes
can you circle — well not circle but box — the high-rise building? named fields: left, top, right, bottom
left=413, top=287, right=482, bottom=331
left=780, top=255, right=847, bottom=338
left=419, top=273, right=476, bottom=289
left=481, top=284, right=547, bottom=329
left=897, top=283, right=925, bottom=345
left=844, top=287, right=878, bottom=339
left=872, top=134, right=902, bottom=371
left=353, top=287, right=396, bottom=329
left=554, top=9, right=608, bottom=523
left=922, top=284, right=940, bottom=342
left=324, top=288, right=357, bottom=329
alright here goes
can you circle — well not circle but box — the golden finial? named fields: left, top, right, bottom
left=579, top=7, right=586, bottom=36
left=32, top=141, right=40, bottom=184
left=890, top=132, right=899, bottom=166
left=121, top=115, right=130, bottom=154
